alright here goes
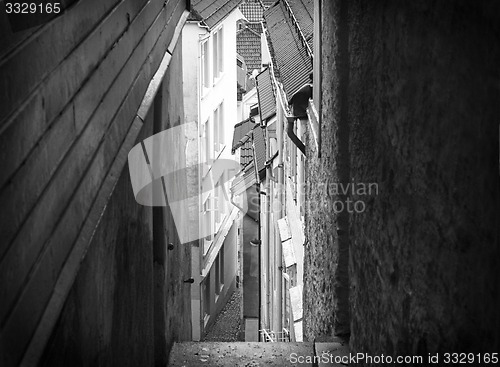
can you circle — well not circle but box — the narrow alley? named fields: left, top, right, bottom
left=202, top=289, right=243, bottom=342
left=0, top=0, right=498, bottom=366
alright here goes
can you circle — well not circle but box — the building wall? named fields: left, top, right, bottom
left=155, top=35, right=193, bottom=361
left=0, top=0, right=189, bottom=365
left=304, top=0, right=500, bottom=356
left=183, top=9, right=243, bottom=340
left=181, top=23, right=204, bottom=127
left=40, top=121, right=156, bottom=367
left=202, top=222, right=238, bottom=336
left=303, top=0, right=349, bottom=340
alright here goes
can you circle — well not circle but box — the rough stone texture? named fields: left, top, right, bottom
left=168, top=342, right=315, bottom=366
left=347, top=0, right=500, bottom=356
left=203, top=288, right=243, bottom=342
left=315, top=340, right=350, bottom=367
left=304, top=0, right=500, bottom=359
left=303, top=0, right=350, bottom=341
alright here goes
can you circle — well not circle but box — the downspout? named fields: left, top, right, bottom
left=286, top=117, right=306, bottom=156
left=257, top=182, right=262, bottom=341
left=286, top=83, right=311, bottom=157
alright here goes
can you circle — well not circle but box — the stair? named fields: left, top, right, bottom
left=168, top=340, right=349, bottom=366
left=169, top=342, right=313, bottom=366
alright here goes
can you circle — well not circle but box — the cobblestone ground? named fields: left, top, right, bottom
left=203, top=289, right=243, bottom=342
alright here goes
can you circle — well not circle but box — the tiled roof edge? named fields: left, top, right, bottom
left=204, top=0, right=243, bottom=29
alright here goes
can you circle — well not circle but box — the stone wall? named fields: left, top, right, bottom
left=304, top=0, right=500, bottom=358
left=303, top=0, right=350, bottom=340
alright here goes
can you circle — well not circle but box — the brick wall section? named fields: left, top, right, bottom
left=304, top=0, right=500, bottom=357
left=0, top=0, right=189, bottom=365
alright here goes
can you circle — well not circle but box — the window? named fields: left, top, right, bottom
left=213, top=27, right=223, bottom=81
left=213, top=102, right=224, bottom=154
left=215, top=254, right=220, bottom=296
left=214, top=177, right=225, bottom=229
left=219, top=244, right=224, bottom=286
left=203, top=194, right=216, bottom=254
left=213, top=107, right=219, bottom=153
left=215, top=245, right=225, bottom=296
left=203, top=274, right=210, bottom=319
left=205, top=117, right=213, bottom=161
left=201, top=40, right=210, bottom=89
left=214, top=183, right=221, bottom=229
left=283, top=275, right=290, bottom=330
left=200, top=118, right=211, bottom=177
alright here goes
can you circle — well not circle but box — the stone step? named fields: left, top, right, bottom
left=168, top=342, right=314, bottom=366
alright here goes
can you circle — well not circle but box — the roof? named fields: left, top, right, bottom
left=190, top=0, right=243, bottom=29
left=232, top=118, right=258, bottom=167
left=240, top=0, right=265, bottom=22
left=237, top=25, right=262, bottom=74
left=232, top=117, right=257, bottom=153
left=252, top=124, right=267, bottom=176
left=256, top=68, right=276, bottom=122
left=240, top=139, right=254, bottom=167
left=285, top=0, right=314, bottom=49
left=232, top=118, right=266, bottom=177
left=264, top=0, right=313, bottom=99
left=230, top=161, right=257, bottom=196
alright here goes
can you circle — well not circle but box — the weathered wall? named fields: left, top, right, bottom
left=304, top=0, right=500, bottom=358
left=159, top=35, right=193, bottom=359
left=348, top=0, right=500, bottom=356
left=41, top=40, right=192, bottom=366
left=303, top=0, right=350, bottom=340
left=39, top=128, right=155, bottom=366
left=0, top=0, right=189, bottom=365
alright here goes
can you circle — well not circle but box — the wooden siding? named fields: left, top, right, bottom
left=0, top=0, right=188, bottom=365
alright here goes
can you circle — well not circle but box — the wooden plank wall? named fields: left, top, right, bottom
left=0, top=0, right=188, bottom=365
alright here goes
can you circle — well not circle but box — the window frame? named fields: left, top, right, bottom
left=213, top=101, right=224, bottom=155
left=212, top=26, right=224, bottom=83
left=201, top=39, right=210, bottom=90
left=203, top=193, right=217, bottom=255
left=203, top=274, right=211, bottom=322
left=215, top=245, right=225, bottom=297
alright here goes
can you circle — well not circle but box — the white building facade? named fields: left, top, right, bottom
left=181, top=1, right=244, bottom=341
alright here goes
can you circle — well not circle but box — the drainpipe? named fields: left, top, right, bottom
left=257, top=183, right=262, bottom=341
left=286, top=116, right=306, bottom=156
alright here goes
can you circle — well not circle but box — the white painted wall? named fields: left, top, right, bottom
left=181, top=7, right=244, bottom=340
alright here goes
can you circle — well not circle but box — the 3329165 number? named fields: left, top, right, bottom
left=443, top=352, right=498, bottom=364
left=5, top=2, right=61, bottom=14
